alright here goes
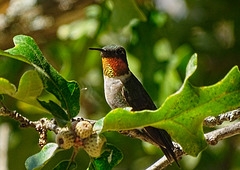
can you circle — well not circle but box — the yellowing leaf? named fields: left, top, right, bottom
left=0, top=70, right=45, bottom=110
left=0, top=78, right=16, bottom=95
left=15, top=70, right=43, bottom=106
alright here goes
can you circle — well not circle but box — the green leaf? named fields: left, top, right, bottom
left=14, top=70, right=44, bottom=108
left=54, top=161, right=77, bottom=170
left=88, top=144, right=123, bottom=170
left=110, top=0, right=146, bottom=30
left=101, top=54, right=240, bottom=156
left=6, top=35, right=80, bottom=119
left=93, top=118, right=105, bottom=134
left=0, top=70, right=45, bottom=110
left=0, top=94, right=4, bottom=101
left=0, top=49, right=30, bottom=64
left=35, top=147, right=75, bottom=170
left=25, top=143, right=58, bottom=170
left=184, top=53, right=197, bottom=82
left=38, top=100, right=69, bottom=127
left=0, top=78, right=16, bottom=95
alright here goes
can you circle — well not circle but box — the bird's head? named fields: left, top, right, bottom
left=89, top=45, right=129, bottom=78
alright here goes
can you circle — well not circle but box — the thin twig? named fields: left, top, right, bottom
left=0, top=106, right=60, bottom=148
left=203, top=108, right=240, bottom=127
left=205, top=121, right=240, bottom=145
left=146, top=143, right=184, bottom=170
left=120, top=130, right=184, bottom=169
left=0, top=106, right=35, bottom=128
left=1, top=104, right=240, bottom=169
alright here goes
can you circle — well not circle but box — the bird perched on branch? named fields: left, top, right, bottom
left=89, top=45, right=179, bottom=166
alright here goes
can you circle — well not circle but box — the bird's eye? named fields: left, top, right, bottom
left=116, top=48, right=125, bottom=55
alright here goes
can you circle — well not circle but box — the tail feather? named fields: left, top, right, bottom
left=144, top=126, right=180, bottom=167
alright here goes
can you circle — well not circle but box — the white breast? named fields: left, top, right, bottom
left=104, top=74, right=130, bottom=109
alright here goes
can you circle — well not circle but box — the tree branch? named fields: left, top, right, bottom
left=204, top=121, right=240, bottom=145
left=147, top=121, right=240, bottom=170
left=146, top=143, right=184, bottom=170
left=0, top=105, right=60, bottom=148
left=146, top=108, right=240, bottom=170
left=203, top=108, right=240, bottom=127
left=1, top=104, right=240, bottom=169
left=0, top=105, right=34, bottom=128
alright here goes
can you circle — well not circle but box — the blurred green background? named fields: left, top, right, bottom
left=0, top=0, right=240, bottom=169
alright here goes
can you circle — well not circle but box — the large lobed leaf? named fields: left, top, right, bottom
left=4, top=35, right=80, bottom=121
left=101, top=54, right=240, bottom=156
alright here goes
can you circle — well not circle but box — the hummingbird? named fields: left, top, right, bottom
left=89, top=45, right=179, bottom=166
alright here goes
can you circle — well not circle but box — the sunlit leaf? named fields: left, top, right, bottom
left=0, top=78, right=16, bottom=96
left=5, top=35, right=80, bottom=119
left=184, top=53, right=197, bottom=81
left=25, top=143, right=58, bottom=170
left=14, top=70, right=44, bottom=108
left=0, top=70, right=45, bottom=110
left=93, top=118, right=105, bottom=134
left=0, top=49, right=30, bottom=64
left=102, top=54, right=240, bottom=156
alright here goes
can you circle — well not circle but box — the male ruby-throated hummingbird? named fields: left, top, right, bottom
left=89, top=45, right=179, bottom=166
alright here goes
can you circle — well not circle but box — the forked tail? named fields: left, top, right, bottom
left=144, top=126, right=180, bottom=167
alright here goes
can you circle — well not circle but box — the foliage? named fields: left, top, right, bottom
left=1, top=0, right=240, bottom=169
left=88, top=144, right=123, bottom=170
left=0, top=35, right=123, bottom=170
left=102, top=54, right=240, bottom=156
left=6, top=35, right=80, bottom=126
left=1, top=35, right=240, bottom=169
left=0, top=70, right=44, bottom=110
left=25, top=143, right=58, bottom=170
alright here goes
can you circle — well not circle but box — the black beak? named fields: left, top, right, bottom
left=89, top=48, right=106, bottom=52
